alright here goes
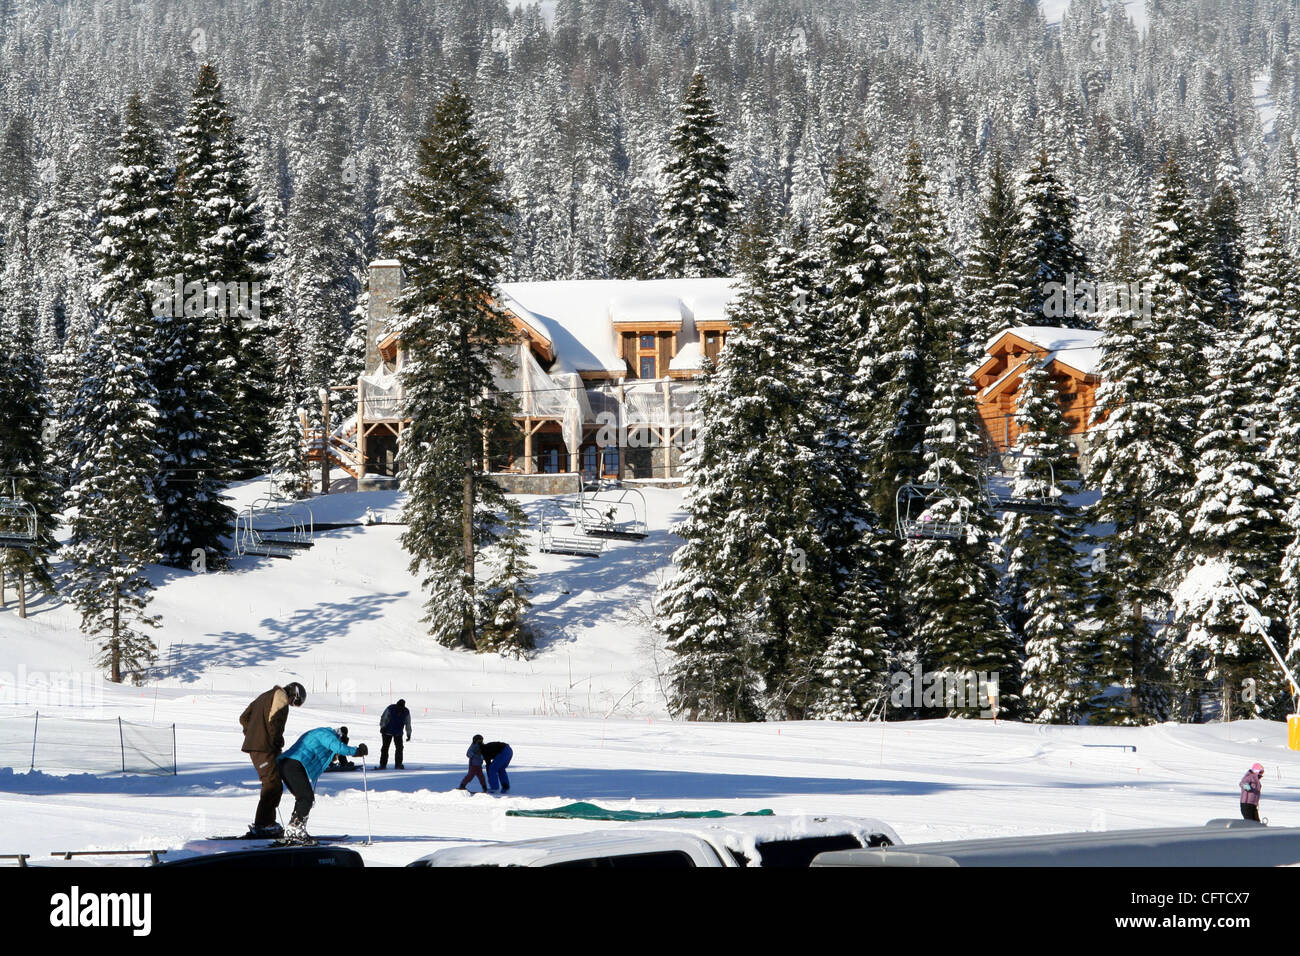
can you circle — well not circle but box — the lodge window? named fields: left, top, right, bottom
left=603, top=445, right=619, bottom=476
left=636, top=333, right=659, bottom=379
left=541, top=448, right=560, bottom=473
left=582, top=445, right=599, bottom=480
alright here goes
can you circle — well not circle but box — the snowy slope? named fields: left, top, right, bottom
left=2, top=477, right=1298, bottom=866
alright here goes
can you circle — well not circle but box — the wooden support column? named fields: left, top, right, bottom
left=523, top=417, right=534, bottom=474
left=319, top=388, right=331, bottom=495
left=662, top=380, right=673, bottom=479
left=356, top=375, right=367, bottom=481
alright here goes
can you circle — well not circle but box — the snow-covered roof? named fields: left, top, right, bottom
left=985, top=326, right=1106, bottom=377
left=668, top=340, right=704, bottom=372
left=497, top=278, right=739, bottom=376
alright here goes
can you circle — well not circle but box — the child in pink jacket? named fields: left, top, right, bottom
left=1240, top=763, right=1264, bottom=822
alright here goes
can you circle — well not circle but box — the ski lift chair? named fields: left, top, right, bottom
left=979, top=453, right=1072, bottom=514
left=0, top=479, right=37, bottom=551
left=573, top=484, right=649, bottom=540
left=895, top=483, right=970, bottom=542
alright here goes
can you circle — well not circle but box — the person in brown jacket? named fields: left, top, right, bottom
left=239, top=682, right=306, bottom=837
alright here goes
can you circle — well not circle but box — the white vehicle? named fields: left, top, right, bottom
left=409, top=814, right=900, bottom=868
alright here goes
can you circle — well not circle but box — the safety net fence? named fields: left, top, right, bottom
left=0, top=713, right=175, bottom=775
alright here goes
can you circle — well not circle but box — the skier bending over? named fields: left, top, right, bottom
left=457, top=734, right=488, bottom=792
left=278, top=726, right=368, bottom=843
left=239, top=682, right=306, bottom=838
left=482, top=740, right=513, bottom=793
left=1240, top=762, right=1264, bottom=822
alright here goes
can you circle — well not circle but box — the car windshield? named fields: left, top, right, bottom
left=728, top=834, right=867, bottom=868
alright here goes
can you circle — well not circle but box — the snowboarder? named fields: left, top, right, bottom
left=457, top=734, right=488, bottom=792
left=378, top=698, right=412, bottom=769
left=482, top=739, right=513, bottom=793
left=239, top=682, right=306, bottom=838
left=278, top=726, right=368, bottom=843
left=330, top=727, right=356, bottom=771
left=1240, top=762, right=1264, bottom=822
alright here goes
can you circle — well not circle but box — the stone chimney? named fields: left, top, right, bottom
left=365, top=259, right=403, bottom=372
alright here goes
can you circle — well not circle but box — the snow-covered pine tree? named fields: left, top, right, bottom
left=651, top=72, right=736, bottom=279
left=0, top=254, right=61, bottom=612
left=864, top=143, right=954, bottom=522
left=283, top=76, right=363, bottom=427
left=1000, top=359, right=1090, bottom=723
left=1197, top=180, right=1245, bottom=330
left=965, top=151, right=1028, bottom=352
left=173, top=64, right=276, bottom=478
left=143, top=96, right=235, bottom=570
left=905, top=321, right=1020, bottom=717
left=658, top=233, right=854, bottom=719
left=1016, top=148, right=1089, bottom=328
left=63, top=94, right=165, bottom=682
left=476, top=500, right=535, bottom=657
left=817, top=130, right=891, bottom=439
left=1084, top=163, right=1207, bottom=724
left=1241, top=223, right=1300, bottom=674
left=390, top=82, right=519, bottom=652
left=1170, top=309, right=1292, bottom=720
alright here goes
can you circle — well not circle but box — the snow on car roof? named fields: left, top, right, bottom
left=412, top=828, right=722, bottom=867
left=621, top=814, right=900, bottom=864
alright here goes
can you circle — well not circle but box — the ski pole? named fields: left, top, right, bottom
left=360, top=756, right=373, bottom=846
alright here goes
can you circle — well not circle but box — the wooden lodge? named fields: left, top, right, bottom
left=305, top=261, right=738, bottom=489
left=971, top=326, right=1105, bottom=456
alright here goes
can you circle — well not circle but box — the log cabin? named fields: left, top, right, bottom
left=971, top=326, right=1105, bottom=458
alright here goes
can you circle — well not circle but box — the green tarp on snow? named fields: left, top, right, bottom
left=505, top=802, right=775, bottom=821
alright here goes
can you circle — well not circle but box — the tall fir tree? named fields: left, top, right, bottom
left=1171, top=314, right=1291, bottom=720
left=652, top=72, right=735, bottom=279
left=63, top=95, right=166, bottom=682
left=965, top=151, right=1028, bottom=352
left=905, top=322, right=1020, bottom=716
left=1016, top=148, right=1088, bottom=327
left=659, top=234, right=868, bottom=719
left=0, top=262, right=61, bottom=611
left=1084, top=162, right=1209, bottom=724
left=1000, top=360, right=1090, bottom=722
left=863, top=143, right=954, bottom=522
left=173, top=64, right=276, bottom=478
left=390, top=83, right=522, bottom=652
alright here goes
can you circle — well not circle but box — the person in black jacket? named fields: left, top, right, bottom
left=378, top=699, right=412, bottom=769
left=482, top=740, right=513, bottom=793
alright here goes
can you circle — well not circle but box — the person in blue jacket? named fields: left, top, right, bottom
left=278, top=726, right=368, bottom=842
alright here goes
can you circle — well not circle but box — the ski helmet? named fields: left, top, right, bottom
left=1252, top=763, right=1264, bottom=774
left=473, top=734, right=483, bottom=743
left=285, top=682, right=307, bottom=706
left=338, top=726, right=349, bottom=742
